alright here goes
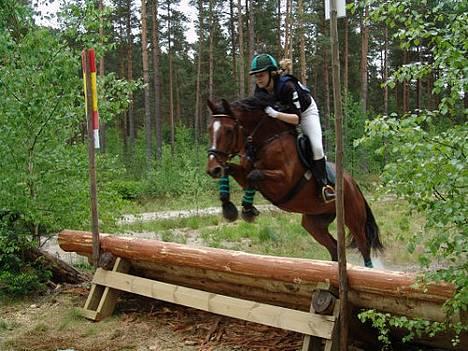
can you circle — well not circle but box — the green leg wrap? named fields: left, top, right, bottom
left=242, top=188, right=256, bottom=207
left=219, top=176, right=230, bottom=201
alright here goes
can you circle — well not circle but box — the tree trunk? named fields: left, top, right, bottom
left=276, top=0, right=282, bottom=58
left=126, top=0, right=135, bottom=154
left=194, top=0, right=203, bottom=141
left=141, top=0, right=152, bottom=168
left=27, top=247, right=87, bottom=284
left=168, top=6, right=175, bottom=154
left=247, top=0, right=255, bottom=95
left=343, top=13, right=349, bottom=105
left=360, top=4, right=369, bottom=116
left=284, top=0, right=291, bottom=62
left=237, top=0, right=245, bottom=98
left=151, top=0, right=162, bottom=160
left=383, top=25, right=388, bottom=116
left=229, top=0, right=239, bottom=98
left=98, top=0, right=106, bottom=152
left=119, top=50, right=128, bottom=157
left=209, top=0, right=214, bottom=104
left=298, top=0, right=306, bottom=84
left=403, top=50, right=409, bottom=113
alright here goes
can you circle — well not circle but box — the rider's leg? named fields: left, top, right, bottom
left=300, top=99, right=335, bottom=203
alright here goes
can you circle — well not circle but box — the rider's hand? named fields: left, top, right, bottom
left=264, top=106, right=280, bottom=119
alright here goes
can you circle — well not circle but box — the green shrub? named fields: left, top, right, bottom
left=0, top=221, right=51, bottom=298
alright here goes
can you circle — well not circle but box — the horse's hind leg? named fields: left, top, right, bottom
left=302, top=214, right=338, bottom=261
left=344, top=202, right=373, bottom=268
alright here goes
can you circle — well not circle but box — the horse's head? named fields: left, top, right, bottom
left=206, top=99, right=244, bottom=178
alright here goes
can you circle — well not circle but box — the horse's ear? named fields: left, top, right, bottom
left=221, top=99, right=233, bottom=115
left=207, top=99, right=217, bottom=113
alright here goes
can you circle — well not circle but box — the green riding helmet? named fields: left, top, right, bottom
left=249, top=54, right=279, bottom=75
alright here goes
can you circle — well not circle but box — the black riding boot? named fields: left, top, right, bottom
left=312, top=157, right=335, bottom=203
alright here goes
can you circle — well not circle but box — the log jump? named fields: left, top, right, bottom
left=58, top=230, right=464, bottom=350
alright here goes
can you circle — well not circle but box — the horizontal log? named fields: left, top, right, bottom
left=59, top=230, right=466, bottom=350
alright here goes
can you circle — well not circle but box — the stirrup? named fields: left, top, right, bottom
left=322, top=185, right=336, bottom=204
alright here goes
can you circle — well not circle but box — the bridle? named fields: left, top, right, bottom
left=207, top=114, right=243, bottom=165
left=208, top=111, right=271, bottom=166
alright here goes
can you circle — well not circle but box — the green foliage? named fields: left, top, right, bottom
left=0, top=221, right=51, bottom=297
left=325, top=95, right=383, bottom=175
left=369, top=0, right=468, bottom=119
left=0, top=21, right=90, bottom=233
left=358, top=310, right=448, bottom=349
left=59, top=0, right=115, bottom=55
left=356, top=0, right=468, bottom=345
left=143, top=125, right=214, bottom=199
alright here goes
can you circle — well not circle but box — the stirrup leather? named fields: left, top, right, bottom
left=322, top=185, right=336, bottom=204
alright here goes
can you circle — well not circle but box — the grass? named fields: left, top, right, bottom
left=108, top=190, right=425, bottom=270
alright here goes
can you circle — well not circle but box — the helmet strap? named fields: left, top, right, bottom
left=266, top=72, right=274, bottom=93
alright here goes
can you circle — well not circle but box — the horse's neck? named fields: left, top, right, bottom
left=244, top=119, right=295, bottom=147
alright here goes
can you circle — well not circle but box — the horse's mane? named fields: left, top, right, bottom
left=231, top=92, right=274, bottom=112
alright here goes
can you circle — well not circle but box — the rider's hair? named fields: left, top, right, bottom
left=279, top=59, right=292, bottom=75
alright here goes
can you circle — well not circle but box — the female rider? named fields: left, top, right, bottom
left=220, top=54, right=335, bottom=221
left=249, top=54, right=335, bottom=206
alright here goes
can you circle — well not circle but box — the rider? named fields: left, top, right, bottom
left=245, top=53, right=335, bottom=208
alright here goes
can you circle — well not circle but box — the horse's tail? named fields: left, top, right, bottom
left=349, top=184, right=384, bottom=253
left=363, top=198, right=384, bottom=252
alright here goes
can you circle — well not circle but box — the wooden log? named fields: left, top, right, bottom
left=58, top=230, right=467, bottom=350
left=25, top=247, right=87, bottom=284
left=58, top=230, right=456, bottom=321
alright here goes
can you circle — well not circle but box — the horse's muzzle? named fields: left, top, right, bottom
left=206, top=165, right=223, bottom=178
left=206, top=155, right=224, bottom=178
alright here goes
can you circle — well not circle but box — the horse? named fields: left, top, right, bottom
left=206, top=97, right=384, bottom=268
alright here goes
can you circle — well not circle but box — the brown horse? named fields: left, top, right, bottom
left=206, top=97, right=383, bottom=268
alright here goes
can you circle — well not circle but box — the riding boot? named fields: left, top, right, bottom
left=312, top=157, right=335, bottom=203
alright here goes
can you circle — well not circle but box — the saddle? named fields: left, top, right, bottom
left=296, top=134, right=336, bottom=184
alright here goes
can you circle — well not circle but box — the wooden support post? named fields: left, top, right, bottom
left=328, top=0, right=349, bottom=349
left=302, top=282, right=340, bottom=351
left=81, top=257, right=130, bottom=321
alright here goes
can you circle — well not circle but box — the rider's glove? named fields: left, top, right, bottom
left=264, top=106, right=280, bottom=119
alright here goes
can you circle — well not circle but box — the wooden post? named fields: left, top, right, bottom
left=328, top=1, right=348, bottom=350
left=81, top=49, right=100, bottom=267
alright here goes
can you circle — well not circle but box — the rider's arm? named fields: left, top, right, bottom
left=275, top=112, right=299, bottom=125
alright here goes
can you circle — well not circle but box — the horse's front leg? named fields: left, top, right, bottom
left=226, top=162, right=249, bottom=188
left=217, top=162, right=250, bottom=222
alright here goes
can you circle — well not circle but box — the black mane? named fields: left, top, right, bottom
left=231, top=93, right=274, bottom=112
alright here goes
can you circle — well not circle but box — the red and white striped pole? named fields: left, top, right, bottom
left=81, top=49, right=100, bottom=267
left=88, top=48, right=100, bottom=149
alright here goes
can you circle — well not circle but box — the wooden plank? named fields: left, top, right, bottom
left=82, top=258, right=131, bottom=321
left=79, top=308, right=100, bottom=320
left=83, top=282, right=105, bottom=312
left=92, top=270, right=336, bottom=338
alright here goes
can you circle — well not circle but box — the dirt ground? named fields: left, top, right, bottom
left=0, top=283, right=305, bottom=351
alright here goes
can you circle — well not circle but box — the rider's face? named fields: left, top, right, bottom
left=255, top=71, right=272, bottom=90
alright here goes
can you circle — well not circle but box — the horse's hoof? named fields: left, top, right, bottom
left=222, top=201, right=238, bottom=222
left=364, top=258, right=374, bottom=268
left=247, top=170, right=264, bottom=182
left=241, top=205, right=260, bottom=223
